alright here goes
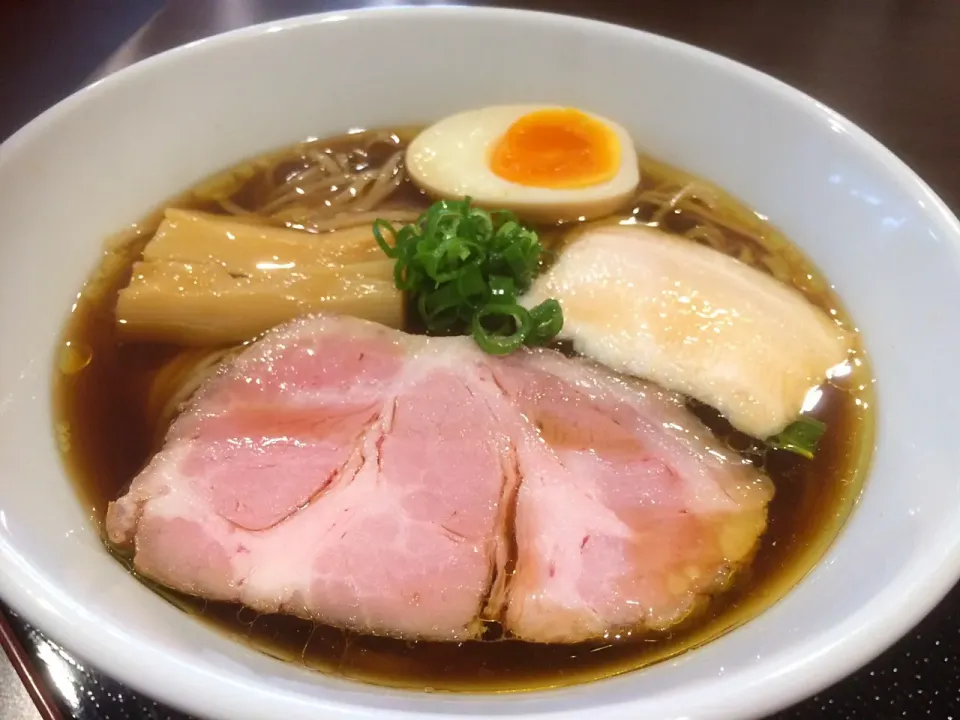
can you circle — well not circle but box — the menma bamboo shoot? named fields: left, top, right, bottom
left=116, top=209, right=403, bottom=345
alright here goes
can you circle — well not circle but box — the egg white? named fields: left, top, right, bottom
left=405, top=105, right=640, bottom=223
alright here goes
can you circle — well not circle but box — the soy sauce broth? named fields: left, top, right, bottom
left=53, top=130, right=875, bottom=692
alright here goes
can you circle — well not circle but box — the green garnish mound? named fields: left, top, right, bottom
left=374, top=198, right=563, bottom=355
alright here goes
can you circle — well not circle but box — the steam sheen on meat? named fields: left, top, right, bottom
left=106, top=315, right=773, bottom=643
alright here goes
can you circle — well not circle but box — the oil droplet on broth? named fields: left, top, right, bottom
left=58, top=342, right=93, bottom=375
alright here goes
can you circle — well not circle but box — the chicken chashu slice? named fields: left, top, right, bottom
left=523, top=224, right=852, bottom=439
left=106, top=315, right=772, bottom=643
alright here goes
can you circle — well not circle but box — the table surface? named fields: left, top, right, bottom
left=2, top=1, right=960, bottom=719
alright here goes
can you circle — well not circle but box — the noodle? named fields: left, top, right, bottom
left=147, top=346, right=240, bottom=445
left=281, top=208, right=421, bottom=234
left=219, top=134, right=409, bottom=225
left=645, top=182, right=715, bottom=226
left=244, top=151, right=406, bottom=219
left=217, top=197, right=258, bottom=217
left=682, top=224, right=727, bottom=252
left=351, top=151, right=405, bottom=212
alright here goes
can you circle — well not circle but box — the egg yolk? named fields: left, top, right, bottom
left=489, top=108, right=621, bottom=189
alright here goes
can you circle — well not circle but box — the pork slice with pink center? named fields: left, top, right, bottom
left=288, top=365, right=510, bottom=639
left=492, top=350, right=774, bottom=643
left=105, top=317, right=514, bottom=640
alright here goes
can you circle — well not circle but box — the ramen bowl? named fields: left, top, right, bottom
left=0, top=6, right=958, bottom=720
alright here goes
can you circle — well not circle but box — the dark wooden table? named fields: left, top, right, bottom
left=2, top=1, right=960, bottom=719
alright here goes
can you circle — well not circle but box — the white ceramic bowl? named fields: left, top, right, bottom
left=1, top=7, right=959, bottom=720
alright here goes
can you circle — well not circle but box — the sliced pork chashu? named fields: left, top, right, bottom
left=107, top=317, right=514, bottom=640
left=107, top=315, right=772, bottom=643
left=491, top=350, right=772, bottom=642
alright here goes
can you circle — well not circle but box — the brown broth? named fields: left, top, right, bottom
left=52, top=129, right=875, bottom=692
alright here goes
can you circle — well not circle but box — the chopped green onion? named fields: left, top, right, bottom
left=472, top=304, right=533, bottom=355
left=526, top=298, right=564, bottom=347
left=374, top=198, right=563, bottom=353
left=767, top=416, right=827, bottom=460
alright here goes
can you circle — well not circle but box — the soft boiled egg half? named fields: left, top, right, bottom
left=405, top=105, right=640, bottom=223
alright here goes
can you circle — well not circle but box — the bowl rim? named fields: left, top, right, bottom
left=2, top=5, right=960, bottom=720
